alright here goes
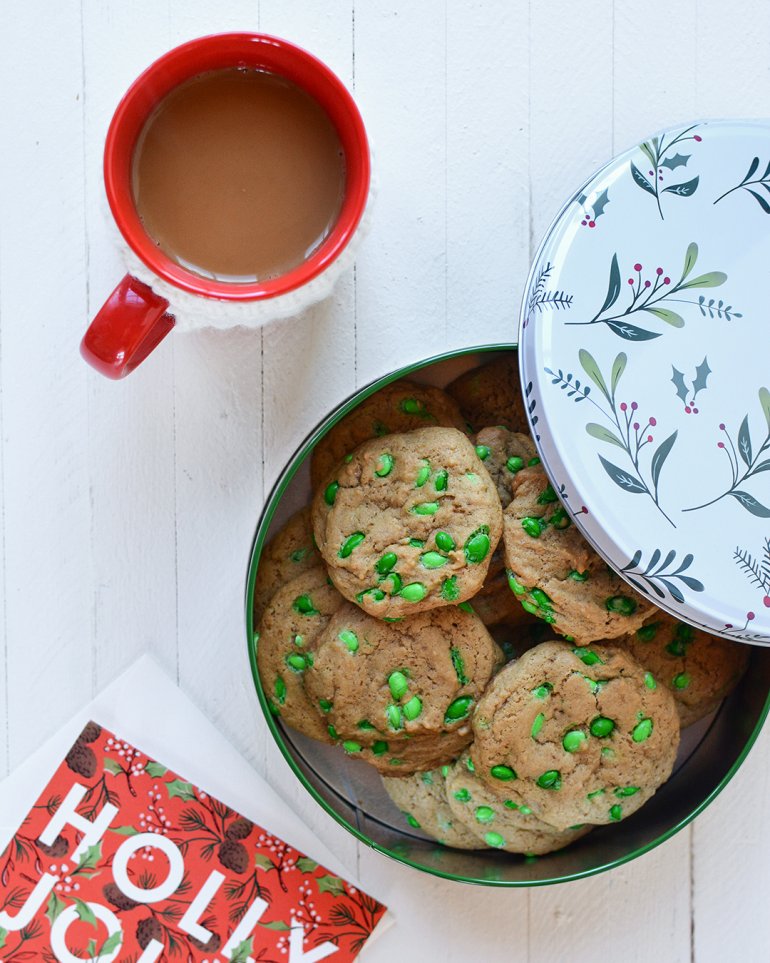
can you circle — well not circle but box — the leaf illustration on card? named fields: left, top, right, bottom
left=663, top=176, right=699, bottom=196
left=729, top=490, right=770, bottom=516
left=671, top=357, right=711, bottom=412
left=715, top=156, right=770, bottom=212
left=166, top=779, right=196, bottom=801
left=629, top=125, right=702, bottom=217
left=599, top=455, right=648, bottom=494
left=631, top=161, right=656, bottom=196
left=622, top=549, right=704, bottom=603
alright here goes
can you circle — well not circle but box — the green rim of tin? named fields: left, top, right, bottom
left=245, top=343, right=770, bottom=887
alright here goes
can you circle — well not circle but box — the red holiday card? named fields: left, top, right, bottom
left=0, top=722, right=387, bottom=963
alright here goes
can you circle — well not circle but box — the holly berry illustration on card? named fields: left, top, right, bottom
left=0, top=722, right=387, bottom=962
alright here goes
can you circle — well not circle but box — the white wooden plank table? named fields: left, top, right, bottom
left=1, top=1, right=768, bottom=959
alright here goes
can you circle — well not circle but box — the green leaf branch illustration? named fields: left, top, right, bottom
left=566, top=243, right=739, bottom=341
left=671, top=356, right=711, bottom=413
left=525, top=261, right=573, bottom=326
left=621, top=548, right=704, bottom=603
left=714, top=156, right=770, bottom=213
left=545, top=349, right=678, bottom=524
left=684, top=387, right=770, bottom=517
left=733, top=536, right=770, bottom=609
left=631, top=125, right=702, bottom=218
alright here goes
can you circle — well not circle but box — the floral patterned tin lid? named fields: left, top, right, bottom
left=520, top=120, right=770, bottom=645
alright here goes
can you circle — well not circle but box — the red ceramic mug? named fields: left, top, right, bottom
left=81, top=33, right=371, bottom=379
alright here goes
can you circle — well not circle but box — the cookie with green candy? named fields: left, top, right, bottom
left=312, top=426, right=504, bottom=619
left=310, top=379, right=468, bottom=489
left=446, top=353, right=529, bottom=433
left=619, top=612, right=749, bottom=727
left=503, top=465, right=653, bottom=642
left=471, top=641, right=679, bottom=830
left=444, top=753, right=591, bottom=854
left=253, top=507, right=321, bottom=624
left=382, top=766, right=483, bottom=849
left=256, top=568, right=345, bottom=742
left=304, top=601, right=503, bottom=775
left=473, top=425, right=538, bottom=507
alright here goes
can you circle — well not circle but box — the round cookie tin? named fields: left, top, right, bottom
left=246, top=346, right=770, bottom=886
left=520, top=120, right=770, bottom=645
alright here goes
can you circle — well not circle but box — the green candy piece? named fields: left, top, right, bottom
left=484, top=831, right=505, bottom=849
left=506, top=570, right=526, bottom=596
left=475, top=444, right=491, bottom=461
left=521, top=600, right=539, bottom=615
left=342, top=740, right=362, bottom=754
left=451, top=647, right=468, bottom=685
left=339, top=630, right=359, bottom=653
left=445, top=696, right=473, bottom=722
left=464, top=527, right=491, bottom=564
left=453, top=788, right=471, bottom=803
left=587, top=788, right=605, bottom=800
left=274, top=676, right=286, bottom=705
left=375, top=552, right=398, bottom=575
left=521, top=516, right=547, bottom=538
left=465, top=757, right=475, bottom=772
left=601, top=747, right=615, bottom=758
left=382, top=616, right=403, bottom=622
left=536, top=770, right=562, bottom=790
left=400, top=582, right=427, bottom=603
left=319, top=699, right=333, bottom=713
left=373, top=420, right=389, bottom=437
left=440, top=764, right=450, bottom=778
left=490, top=764, right=517, bottom=781
left=292, top=594, right=319, bottom=616
left=530, top=587, right=553, bottom=610
left=673, top=672, right=691, bottom=690
left=475, top=806, right=495, bottom=824
left=404, top=812, right=421, bottom=829
left=457, top=601, right=474, bottom=614
left=583, top=676, right=608, bottom=694
left=328, top=724, right=339, bottom=741
left=408, top=538, right=426, bottom=548
left=285, top=653, right=309, bottom=673
left=414, top=460, right=431, bottom=487
left=339, top=531, right=365, bottom=558
left=381, top=572, right=402, bottom=595
left=412, top=501, right=440, bottom=516
left=531, top=712, right=545, bottom=739
left=357, top=720, right=376, bottom=731
left=589, top=716, right=615, bottom=738
left=421, top=551, right=448, bottom=568
left=388, top=670, right=409, bottom=700
left=506, top=456, right=524, bottom=473
left=386, top=704, right=404, bottom=730
left=666, top=639, right=687, bottom=657
left=267, top=700, right=281, bottom=717
left=609, top=804, right=623, bottom=821
left=644, top=672, right=657, bottom=690
left=528, top=456, right=541, bottom=466
left=290, top=547, right=308, bottom=563
left=605, top=595, right=638, bottom=615
left=532, top=682, right=553, bottom=699
left=323, top=481, right=339, bottom=506
left=434, top=470, right=449, bottom=491
left=519, top=805, right=532, bottom=816
left=389, top=759, right=403, bottom=767
left=562, top=729, right=587, bottom=753
left=402, top=695, right=423, bottom=720
left=344, top=453, right=354, bottom=463
left=573, top=646, right=604, bottom=666
left=292, top=634, right=304, bottom=647
left=375, top=453, right=394, bottom=477
left=632, top=717, right=653, bottom=742
left=356, top=587, right=386, bottom=604
left=614, top=786, right=640, bottom=797
left=503, top=800, right=519, bottom=810
left=550, top=506, right=570, bottom=529
left=435, top=530, right=456, bottom=552
left=440, top=576, right=459, bottom=601
left=400, top=397, right=425, bottom=415
left=568, top=569, right=588, bottom=581
left=371, top=740, right=389, bottom=756
left=537, top=484, right=558, bottom=504
left=636, top=621, right=660, bottom=642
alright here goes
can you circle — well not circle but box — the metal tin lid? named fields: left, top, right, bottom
left=520, top=119, right=770, bottom=645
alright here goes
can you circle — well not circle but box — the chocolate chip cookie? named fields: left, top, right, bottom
left=382, top=767, right=483, bottom=849
left=310, top=379, right=468, bottom=489
left=620, top=613, right=750, bottom=727
left=445, top=753, right=591, bottom=854
left=446, top=353, right=529, bottom=432
left=471, top=641, right=680, bottom=830
left=503, top=466, right=653, bottom=642
left=253, top=507, right=321, bottom=624
left=312, top=427, right=504, bottom=619
left=256, top=568, right=344, bottom=741
left=305, top=602, right=503, bottom=774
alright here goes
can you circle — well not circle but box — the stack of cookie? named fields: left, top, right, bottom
left=254, top=355, right=749, bottom=857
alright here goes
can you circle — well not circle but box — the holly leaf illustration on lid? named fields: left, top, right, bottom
left=671, top=367, right=689, bottom=405
left=166, top=779, right=195, bottom=801
left=660, top=152, right=690, bottom=170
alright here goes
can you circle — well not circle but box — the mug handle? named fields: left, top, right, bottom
left=80, top=275, right=175, bottom=379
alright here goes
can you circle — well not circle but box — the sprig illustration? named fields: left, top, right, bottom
left=545, top=349, right=678, bottom=524
left=566, top=242, right=739, bottom=342
left=631, top=125, right=702, bottom=219
left=684, top=387, right=770, bottom=517
left=525, top=262, right=573, bottom=326
left=621, top=548, right=705, bottom=603
left=671, top=357, right=710, bottom=414
left=577, top=187, right=610, bottom=228
left=714, top=156, right=770, bottom=212
left=733, top=537, right=770, bottom=607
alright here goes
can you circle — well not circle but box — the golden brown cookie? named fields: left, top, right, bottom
left=445, top=754, right=591, bottom=854
left=474, top=426, right=538, bottom=508
left=382, top=767, right=483, bottom=849
left=312, top=427, right=504, bottom=619
left=471, top=642, right=680, bottom=830
left=310, top=379, right=468, bottom=489
left=619, top=613, right=750, bottom=727
left=256, top=568, right=345, bottom=741
left=304, top=602, right=503, bottom=774
left=446, top=354, right=529, bottom=432
left=503, top=466, right=653, bottom=642
left=252, top=507, right=321, bottom=624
